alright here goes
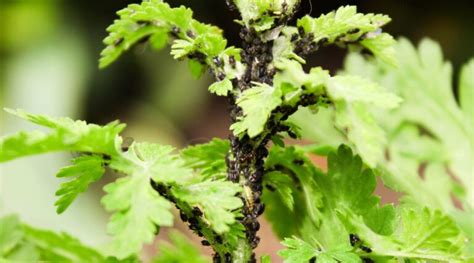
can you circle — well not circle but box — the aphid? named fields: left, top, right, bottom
left=215, top=235, right=223, bottom=244
left=309, top=257, right=316, bottom=263
left=213, top=56, right=223, bottom=67
left=179, top=211, right=188, bottom=222
left=114, top=38, right=124, bottom=47
left=171, top=26, right=180, bottom=36
left=350, top=233, right=360, bottom=246
left=217, top=72, right=226, bottom=80
left=254, top=203, right=265, bottom=216
left=348, top=28, right=360, bottom=34
left=229, top=56, right=236, bottom=67
left=224, top=253, right=232, bottom=263
left=213, top=253, right=221, bottom=263
left=201, top=240, right=211, bottom=246
left=291, top=33, right=299, bottom=42
left=361, top=245, right=372, bottom=253
left=266, top=184, right=276, bottom=192
left=192, top=207, right=203, bottom=217
left=186, top=30, right=195, bottom=38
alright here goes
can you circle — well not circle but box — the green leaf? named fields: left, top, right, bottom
left=188, top=59, right=206, bottom=79
left=54, top=155, right=106, bottom=214
left=278, top=237, right=317, bottom=263
left=340, top=38, right=474, bottom=240
left=208, top=78, right=233, bottom=96
left=102, top=175, right=174, bottom=259
left=172, top=180, right=242, bottom=234
left=0, top=215, right=106, bottom=262
left=334, top=102, right=386, bottom=167
left=341, top=207, right=467, bottom=262
left=327, top=75, right=402, bottom=109
left=181, top=138, right=229, bottom=180
left=297, top=6, right=391, bottom=44
left=459, top=58, right=474, bottom=123
left=264, top=171, right=294, bottom=210
left=0, top=109, right=125, bottom=162
left=0, top=215, right=23, bottom=256
left=233, top=0, right=300, bottom=26
left=279, top=237, right=361, bottom=263
left=151, top=231, right=209, bottom=263
left=360, top=33, right=397, bottom=66
left=100, top=0, right=227, bottom=69
left=101, top=142, right=193, bottom=259
left=260, top=255, right=272, bottom=263
left=231, top=83, right=282, bottom=137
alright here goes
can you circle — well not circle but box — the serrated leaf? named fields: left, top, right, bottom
left=0, top=109, right=125, bottom=162
left=297, top=6, right=391, bottom=44
left=100, top=0, right=227, bottom=70
left=0, top=215, right=106, bottom=262
left=188, top=59, right=206, bottom=79
left=209, top=78, right=233, bottom=96
left=231, top=83, right=282, bottom=137
left=54, top=155, right=105, bottom=214
left=102, top=175, right=174, bottom=259
left=172, top=180, right=242, bottom=234
left=360, top=33, right=397, bottom=66
left=181, top=138, right=229, bottom=180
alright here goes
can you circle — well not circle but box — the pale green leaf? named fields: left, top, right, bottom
left=0, top=109, right=125, bottom=162
left=327, top=75, right=402, bottom=109
left=297, top=6, right=391, bottom=44
left=209, top=78, right=233, bottom=96
left=459, top=58, right=474, bottom=122
left=54, top=155, right=106, bottom=214
left=102, top=175, right=174, bottom=259
left=231, top=83, right=282, bottom=137
left=360, top=33, right=397, bottom=66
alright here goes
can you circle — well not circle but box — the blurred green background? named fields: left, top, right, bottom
left=0, top=0, right=473, bottom=259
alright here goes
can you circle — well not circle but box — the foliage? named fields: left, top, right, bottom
left=0, top=1, right=471, bottom=263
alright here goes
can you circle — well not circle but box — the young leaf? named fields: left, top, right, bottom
left=297, top=5, right=392, bottom=47
left=360, top=33, right=397, bottom=66
left=55, top=155, right=106, bottom=214
left=459, top=58, right=474, bottom=123
left=231, top=83, right=282, bottom=137
left=208, top=78, right=233, bottom=96
left=151, top=231, right=209, bottom=263
left=99, top=0, right=229, bottom=74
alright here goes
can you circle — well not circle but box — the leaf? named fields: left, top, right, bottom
left=459, top=58, right=474, bottom=123
left=151, top=231, right=209, bottom=263
left=0, top=215, right=106, bottom=262
left=188, top=59, right=206, bottom=79
left=101, top=142, right=193, bottom=259
left=172, top=180, right=242, bottom=234
left=231, top=83, right=282, bottom=137
left=334, top=102, right=386, bottom=167
left=279, top=237, right=361, bottom=263
left=264, top=171, right=294, bottom=210
left=0, top=109, right=125, bottom=162
left=360, top=33, right=397, bottom=66
left=327, top=75, right=402, bottom=109
left=100, top=0, right=228, bottom=69
left=297, top=6, right=391, bottom=44
left=0, top=215, right=23, bottom=256
left=54, top=155, right=106, bottom=214
left=208, top=78, right=233, bottom=96
left=181, top=138, right=229, bottom=180
left=102, top=175, right=174, bottom=259
left=340, top=38, right=474, bottom=239
left=278, top=237, right=317, bottom=263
